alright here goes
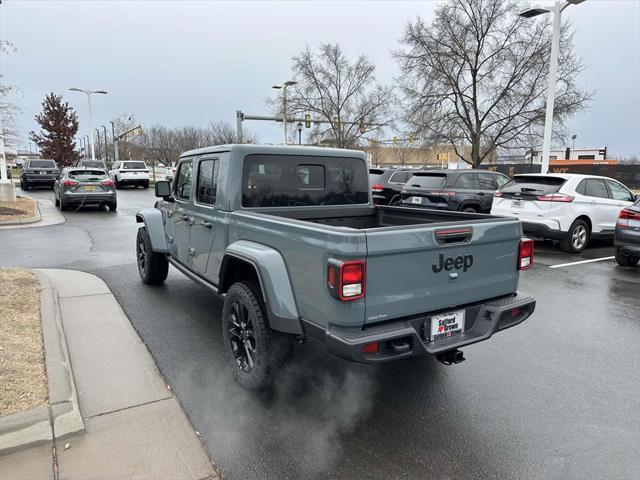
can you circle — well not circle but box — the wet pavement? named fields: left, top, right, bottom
left=1, top=186, right=639, bottom=479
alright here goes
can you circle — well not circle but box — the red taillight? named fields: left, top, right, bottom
left=327, top=259, right=366, bottom=301
left=535, top=193, right=574, bottom=202
left=617, top=207, right=640, bottom=227
left=371, top=183, right=384, bottom=193
left=101, top=178, right=114, bottom=187
left=518, top=238, right=534, bottom=270
left=494, top=191, right=503, bottom=197
left=62, top=179, right=78, bottom=186
left=363, top=342, right=379, bottom=354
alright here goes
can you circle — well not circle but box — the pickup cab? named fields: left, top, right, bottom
left=135, top=145, right=536, bottom=389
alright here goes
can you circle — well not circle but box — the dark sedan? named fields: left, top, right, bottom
left=370, top=168, right=415, bottom=205
left=54, top=168, right=117, bottom=211
left=614, top=196, right=640, bottom=267
left=20, top=159, right=60, bottom=190
left=400, top=169, right=511, bottom=213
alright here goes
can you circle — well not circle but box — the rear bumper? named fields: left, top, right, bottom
left=22, top=176, right=56, bottom=185
left=62, top=191, right=116, bottom=204
left=521, top=220, right=566, bottom=240
left=324, top=293, right=535, bottom=363
left=615, top=229, right=640, bottom=254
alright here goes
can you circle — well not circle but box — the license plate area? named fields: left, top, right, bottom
left=83, top=186, right=96, bottom=191
left=429, top=310, right=465, bottom=341
left=411, top=196, right=422, bottom=205
left=511, top=199, right=524, bottom=208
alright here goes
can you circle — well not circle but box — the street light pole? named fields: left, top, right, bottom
left=69, top=88, right=107, bottom=161
left=272, top=80, right=297, bottom=145
left=110, top=121, right=119, bottom=163
left=519, top=0, right=585, bottom=174
left=102, top=125, right=109, bottom=165
left=95, top=128, right=102, bottom=160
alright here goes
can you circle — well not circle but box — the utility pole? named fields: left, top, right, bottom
left=95, top=128, right=102, bottom=160
left=102, top=125, right=109, bottom=165
left=272, top=80, right=297, bottom=144
left=110, top=121, right=119, bottom=162
left=69, top=88, right=107, bottom=160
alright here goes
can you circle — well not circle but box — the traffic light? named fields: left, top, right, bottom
left=305, top=113, right=311, bottom=128
left=359, top=118, right=365, bottom=134
left=392, top=136, right=398, bottom=145
left=408, top=134, right=415, bottom=144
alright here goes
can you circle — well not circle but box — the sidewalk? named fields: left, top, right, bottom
left=0, top=269, right=219, bottom=480
left=0, top=199, right=65, bottom=230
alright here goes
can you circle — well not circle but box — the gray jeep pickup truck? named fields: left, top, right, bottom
left=136, top=145, right=536, bottom=389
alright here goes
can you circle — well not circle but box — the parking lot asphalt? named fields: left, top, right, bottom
left=2, top=186, right=639, bottom=480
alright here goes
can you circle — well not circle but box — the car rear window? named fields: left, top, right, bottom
left=28, top=160, right=57, bottom=169
left=501, top=175, right=566, bottom=194
left=69, top=170, right=107, bottom=179
left=388, top=171, right=412, bottom=184
left=81, top=161, right=105, bottom=168
left=406, top=173, right=448, bottom=189
left=122, top=162, right=147, bottom=170
left=243, top=154, right=369, bottom=207
left=369, top=169, right=387, bottom=185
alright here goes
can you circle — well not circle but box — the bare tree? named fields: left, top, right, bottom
left=274, top=43, right=394, bottom=148
left=0, top=40, right=21, bottom=149
left=396, top=0, right=590, bottom=168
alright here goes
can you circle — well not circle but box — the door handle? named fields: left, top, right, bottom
left=199, top=220, right=213, bottom=229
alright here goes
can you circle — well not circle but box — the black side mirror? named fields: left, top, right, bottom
left=155, top=180, right=173, bottom=201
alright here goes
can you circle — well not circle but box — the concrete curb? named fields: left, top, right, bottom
left=0, top=199, right=65, bottom=230
left=0, top=196, right=41, bottom=225
left=0, top=270, right=85, bottom=456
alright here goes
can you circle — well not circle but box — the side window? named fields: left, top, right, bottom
left=196, top=159, right=219, bottom=205
left=452, top=173, right=478, bottom=189
left=477, top=172, right=497, bottom=190
left=575, top=180, right=586, bottom=195
left=174, top=160, right=193, bottom=201
left=583, top=179, right=609, bottom=199
left=605, top=180, right=633, bottom=202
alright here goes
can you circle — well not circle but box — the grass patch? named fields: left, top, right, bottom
left=0, top=196, right=38, bottom=223
left=0, top=269, right=48, bottom=416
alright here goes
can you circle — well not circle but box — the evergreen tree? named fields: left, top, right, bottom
left=29, top=93, right=79, bottom=166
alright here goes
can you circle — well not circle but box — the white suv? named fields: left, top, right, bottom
left=108, top=161, right=150, bottom=189
left=491, top=173, right=637, bottom=253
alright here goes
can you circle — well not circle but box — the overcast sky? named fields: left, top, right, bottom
left=2, top=0, right=639, bottom=156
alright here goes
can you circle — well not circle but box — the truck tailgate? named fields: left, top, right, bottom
left=364, top=220, right=521, bottom=325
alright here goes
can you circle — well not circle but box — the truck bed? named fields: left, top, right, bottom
left=249, top=205, right=508, bottom=230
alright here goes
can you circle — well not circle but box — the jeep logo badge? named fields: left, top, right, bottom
left=432, top=253, right=474, bottom=273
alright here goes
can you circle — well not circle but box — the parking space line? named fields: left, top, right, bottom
left=549, top=256, right=615, bottom=269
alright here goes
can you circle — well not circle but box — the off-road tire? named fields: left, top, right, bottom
left=615, top=248, right=639, bottom=267
left=222, top=281, right=292, bottom=390
left=462, top=206, right=479, bottom=213
left=560, top=219, right=590, bottom=253
left=136, top=227, right=169, bottom=285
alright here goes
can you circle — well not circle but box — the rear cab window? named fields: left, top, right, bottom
left=407, top=173, right=448, bottom=189
left=243, top=154, right=369, bottom=207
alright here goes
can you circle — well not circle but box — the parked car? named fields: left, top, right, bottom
left=76, top=159, right=107, bottom=169
left=135, top=144, right=535, bottom=390
left=400, top=169, right=511, bottom=213
left=614, top=196, right=640, bottom=267
left=370, top=168, right=415, bottom=205
left=20, top=159, right=60, bottom=190
left=54, top=167, right=117, bottom=211
left=108, top=160, right=150, bottom=189
left=491, top=173, right=637, bottom=253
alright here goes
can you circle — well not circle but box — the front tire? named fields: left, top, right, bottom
left=615, top=248, right=639, bottom=267
left=222, top=282, right=292, bottom=390
left=560, top=219, right=590, bottom=253
left=136, top=227, right=169, bottom=285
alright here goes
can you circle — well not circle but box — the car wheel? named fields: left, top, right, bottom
left=59, top=199, right=68, bottom=211
left=560, top=219, right=590, bottom=253
left=136, top=227, right=169, bottom=285
left=55, top=195, right=60, bottom=207
left=222, top=281, right=293, bottom=390
left=462, top=206, right=479, bottom=213
left=615, top=248, right=639, bottom=267
left=143, top=182, right=149, bottom=189
left=22, top=182, right=29, bottom=191
left=115, top=177, right=121, bottom=189
left=108, top=201, right=117, bottom=212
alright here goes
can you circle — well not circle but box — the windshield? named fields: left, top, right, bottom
left=29, top=160, right=57, bottom=169
left=122, top=162, right=147, bottom=170
left=243, top=154, right=369, bottom=207
left=406, top=173, right=448, bottom=189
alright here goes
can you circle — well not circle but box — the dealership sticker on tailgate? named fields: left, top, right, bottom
left=430, top=310, right=465, bottom=341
